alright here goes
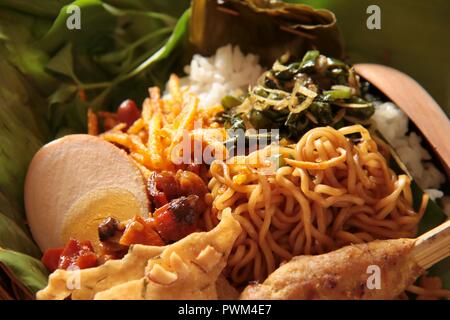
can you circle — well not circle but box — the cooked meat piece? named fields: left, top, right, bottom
left=98, top=217, right=128, bottom=260
left=147, top=171, right=180, bottom=209
left=119, top=215, right=164, bottom=247
left=147, top=170, right=208, bottom=211
left=153, top=195, right=200, bottom=242
left=98, top=217, right=120, bottom=242
left=176, top=170, right=208, bottom=213
left=240, top=239, right=424, bottom=300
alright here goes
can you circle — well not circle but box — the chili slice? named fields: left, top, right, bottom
left=58, top=239, right=98, bottom=270
left=41, top=248, right=64, bottom=273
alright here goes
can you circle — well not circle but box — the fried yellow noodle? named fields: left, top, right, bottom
left=208, top=125, right=429, bottom=287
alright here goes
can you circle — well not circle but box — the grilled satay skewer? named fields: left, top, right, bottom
left=240, top=220, right=450, bottom=300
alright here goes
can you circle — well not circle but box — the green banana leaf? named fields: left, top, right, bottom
left=0, top=60, right=47, bottom=221
left=0, top=59, right=49, bottom=298
left=0, top=192, right=21, bottom=224
left=0, top=0, right=192, bottom=299
left=0, top=0, right=72, bottom=18
left=410, top=179, right=450, bottom=288
left=190, top=0, right=344, bottom=66
left=0, top=5, right=57, bottom=95
left=0, top=250, right=48, bottom=299
left=0, top=213, right=41, bottom=258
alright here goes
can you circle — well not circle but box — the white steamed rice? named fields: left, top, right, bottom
left=371, top=101, right=449, bottom=215
left=371, top=101, right=446, bottom=193
left=181, top=44, right=263, bottom=108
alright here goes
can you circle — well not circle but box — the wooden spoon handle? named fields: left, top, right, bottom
left=355, top=64, right=450, bottom=176
left=412, top=219, right=450, bottom=269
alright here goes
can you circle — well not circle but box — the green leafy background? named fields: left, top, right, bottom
left=0, top=0, right=191, bottom=299
left=0, top=0, right=448, bottom=298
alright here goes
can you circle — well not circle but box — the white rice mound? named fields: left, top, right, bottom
left=371, top=101, right=446, bottom=191
left=371, top=101, right=448, bottom=212
left=182, top=44, right=263, bottom=108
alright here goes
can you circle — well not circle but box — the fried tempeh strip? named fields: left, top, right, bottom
left=101, top=132, right=131, bottom=149
left=240, top=239, right=423, bottom=300
left=87, top=109, right=99, bottom=136
left=147, top=112, right=164, bottom=169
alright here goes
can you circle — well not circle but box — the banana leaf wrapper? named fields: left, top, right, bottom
left=190, top=0, right=344, bottom=66
left=0, top=249, right=49, bottom=300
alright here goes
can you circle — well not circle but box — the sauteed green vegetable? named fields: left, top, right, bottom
left=217, top=50, right=375, bottom=140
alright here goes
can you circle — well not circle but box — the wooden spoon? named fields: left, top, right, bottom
left=354, top=64, right=450, bottom=176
